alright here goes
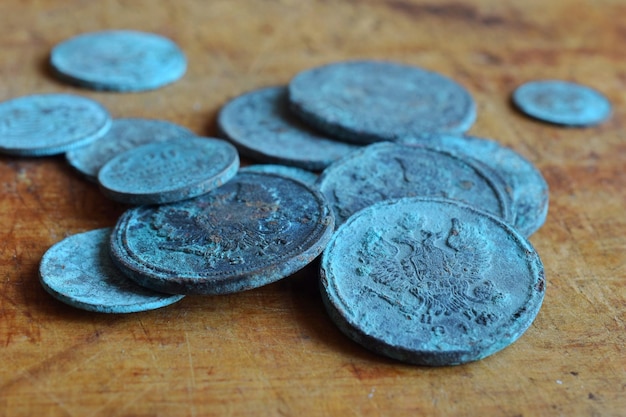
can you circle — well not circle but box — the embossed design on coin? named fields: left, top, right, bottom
left=66, top=118, right=195, bottom=181
left=0, top=93, right=111, bottom=156
left=39, top=228, right=184, bottom=313
left=50, top=30, right=187, bottom=91
left=399, top=133, right=549, bottom=236
left=110, top=172, right=335, bottom=295
left=320, top=197, right=545, bottom=366
left=289, top=60, right=476, bottom=144
left=317, top=142, right=512, bottom=227
left=512, top=80, right=611, bottom=126
left=98, top=137, right=239, bottom=205
left=218, top=86, right=359, bottom=170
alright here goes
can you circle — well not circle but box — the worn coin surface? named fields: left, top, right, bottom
left=512, top=80, right=611, bottom=126
left=289, top=60, right=476, bottom=144
left=218, top=86, right=359, bottom=170
left=50, top=30, right=187, bottom=92
left=110, top=171, right=335, bottom=295
left=399, top=133, right=549, bottom=236
left=320, top=197, right=545, bottom=366
left=98, top=137, right=239, bottom=205
left=66, top=118, right=195, bottom=181
left=317, top=142, right=512, bottom=227
left=0, top=93, right=111, bottom=156
left=39, top=228, right=184, bottom=313
left=240, top=164, right=318, bottom=185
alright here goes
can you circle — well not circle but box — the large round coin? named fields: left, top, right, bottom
left=398, top=133, right=549, bottom=237
left=66, top=118, right=195, bottom=181
left=0, top=93, right=111, bottom=156
left=289, top=60, right=476, bottom=144
left=317, top=142, right=512, bottom=227
left=98, top=137, right=239, bottom=205
left=218, top=86, right=359, bottom=170
left=40, top=228, right=184, bottom=313
left=512, top=80, right=611, bottom=126
left=320, top=197, right=546, bottom=366
left=110, top=171, right=335, bottom=295
left=50, top=30, right=187, bottom=92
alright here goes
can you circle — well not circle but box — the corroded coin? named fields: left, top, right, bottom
left=240, top=164, right=318, bottom=185
left=66, top=118, right=195, bottom=181
left=399, top=133, right=549, bottom=236
left=110, top=171, right=335, bottom=295
left=39, top=228, right=184, bottom=313
left=317, top=142, right=512, bottom=227
left=218, top=86, right=359, bottom=170
left=98, top=137, right=239, bottom=205
left=289, top=60, right=476, bottom=144
left=50, top=30, right=187, bottom=92
left=0, top=93, right=111, bottom=156
left=512, top=80, right=611, bottom=126
left=320, top=197, right=545, bottom=366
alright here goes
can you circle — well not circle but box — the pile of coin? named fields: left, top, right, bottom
left=0, top=30, right=613, bottom=365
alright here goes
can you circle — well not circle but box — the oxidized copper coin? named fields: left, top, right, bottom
left=317, top=142, right=512, bottom=227
left=110, top=172, right=335, bottom=295
left=289, top=60, right=476, bottom=143
left=320, top=197, right=545, bottom=366
left=39, top=228, right=184, bottom=313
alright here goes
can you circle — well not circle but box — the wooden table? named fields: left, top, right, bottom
left=1, top=1, right=624, bottom=415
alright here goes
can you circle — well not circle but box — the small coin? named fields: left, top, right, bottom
left=110, top=171, right=335, bottom=295
left=240, top=164, right=318, bottom=185
left=0, top=93, right=111, bottom=157
left=39, top=228, right=184, bottom=313
left=317, top=142, right=512, bottom=227
left=288, top=60, right=476, bottom=144
left=66, top=118, right=195, bottom=181
left=218, top=86, right=359, bottom=170
left=320, top=197, right=545, bottom=366
left=50, top=30, right=187, bottom=92
left=398, top=133, right=549, bottom=236
left=512, top=80, right=611, bottom=126
left=98, top=137, right=239, bottom=205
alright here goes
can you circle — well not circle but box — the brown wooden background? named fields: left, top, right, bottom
left=1, top=0, right=625, bottom=416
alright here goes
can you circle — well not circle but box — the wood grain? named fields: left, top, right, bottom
left=1, top=0, right=625, bottom=416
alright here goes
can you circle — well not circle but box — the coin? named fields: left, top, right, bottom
left=50, top=30, right=187, bottom=92
left=110, top=171, right=335, bottom=295
left=317, top=142, right=512, bottom=227
left=218, top=86, right=359, bottom=170
left=0, top=93, right=111, bottom=157
left=398, top=133, right=549, bottom=236
left=98, top=137, right=239, bottom=205
left=320, top=197, right=545, bottom=365
left=512, top=80, right=611, bottom=126
left=289, top=60, right=476, bottom=144
left=66, top=118, right=195, bottom=181
left=39, top=228, right=184, bottom=313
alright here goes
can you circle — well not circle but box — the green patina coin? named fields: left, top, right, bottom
left=39, top=228, right=184, bottom=313
left=50, top=30, right=187, bottom=92
left=66, top=117, right=195, bottom=181
left=0, top=93, right=111, bottom=157
left=98, top=137, right=239, bottom=205
left=218, top=86, right=359, bottom=170
left=512, top=80, right=611, bottom=126
left=320, top=197, right=545, bottom=366
left=109, top=171, right=334, bottom=295
left=398, top=133, right=549, bottom=237
left=289, top=60, right=476, bottom=144
left=317, top=142, right=512, bottom=227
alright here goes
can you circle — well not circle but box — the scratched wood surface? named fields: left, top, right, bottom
left=1, top=0, right=625, bottom=416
